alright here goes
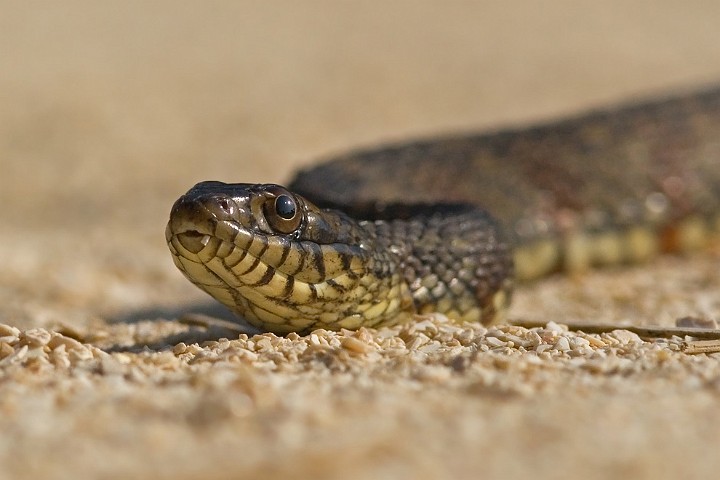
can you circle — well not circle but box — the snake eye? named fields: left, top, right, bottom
left=264, top=193, right=302, bottom=234
left=275, top=195, right=296, bottom=219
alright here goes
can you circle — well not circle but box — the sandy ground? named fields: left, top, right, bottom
left=4, top=2, right=720, bottom=479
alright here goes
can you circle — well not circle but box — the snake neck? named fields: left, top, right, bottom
left=360, top=206, right=514, bottom=325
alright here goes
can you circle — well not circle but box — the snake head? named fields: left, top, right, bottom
left=166, top=181, right=414, bottom=333
left=167, top=181, right=307, bottom=247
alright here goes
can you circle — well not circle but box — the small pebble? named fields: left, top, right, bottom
left=554, top=337, right=571, bottom=352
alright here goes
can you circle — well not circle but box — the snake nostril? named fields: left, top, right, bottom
left=176, top=230, right=211, bottom=254
left=216, top=197, right=232, bottom=214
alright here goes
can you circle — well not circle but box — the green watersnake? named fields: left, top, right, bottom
left=166, top=86, right=720, bottom=333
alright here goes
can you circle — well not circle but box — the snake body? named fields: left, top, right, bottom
left=167, top=86, right=720, bottom=334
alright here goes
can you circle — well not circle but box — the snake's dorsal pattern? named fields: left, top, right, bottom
left=291, top=87, right=720, bottom=279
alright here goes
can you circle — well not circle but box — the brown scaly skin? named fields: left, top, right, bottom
left=168, top=86, right=720, bottom=333
left=290, top=86, right=720, bottom=281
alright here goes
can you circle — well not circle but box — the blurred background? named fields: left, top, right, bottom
left=3, top=0, right=720, bottom=328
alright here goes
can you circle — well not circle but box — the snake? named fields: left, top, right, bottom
left=166, top=86, right=720, bottom=334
